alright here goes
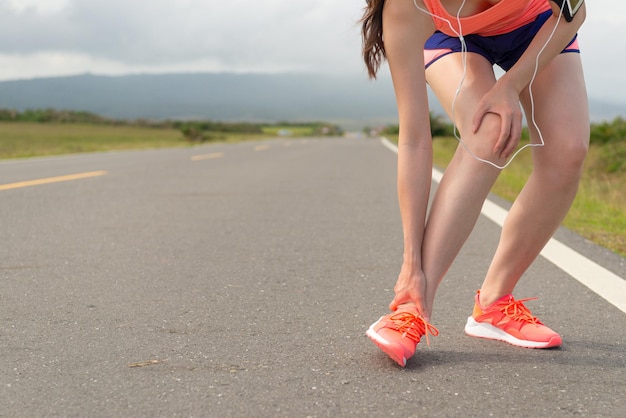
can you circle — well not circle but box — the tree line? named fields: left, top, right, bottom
left=0, top=108, right=343, bottom=141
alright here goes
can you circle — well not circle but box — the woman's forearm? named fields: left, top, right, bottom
left=397, top=140, right=433, bottom=269
left=382, top=1, right=436, bottom=270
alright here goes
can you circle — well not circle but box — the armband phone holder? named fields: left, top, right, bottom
left=550, top=0, right=584, bottom=22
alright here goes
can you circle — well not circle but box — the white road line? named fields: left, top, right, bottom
left=381, top=137, right=626, bottom=314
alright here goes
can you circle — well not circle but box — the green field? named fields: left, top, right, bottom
left=0, top=119, right=343, bottom=159
left=0, top=122, right=187, bottom=159
left=0, top=122, right=289, bottom=160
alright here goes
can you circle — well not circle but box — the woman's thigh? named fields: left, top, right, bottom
left=426, top=52, right=505, bottom=164
left=520, top=52, right=589, bottom=170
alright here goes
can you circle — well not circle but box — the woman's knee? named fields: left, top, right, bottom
left=564, top=136, right=589, bottom=171
left=534, top=131, right=589, bottom=186
left=545, top=131, right=589, bottom=172
left=456, top=112, right=508, bottom=165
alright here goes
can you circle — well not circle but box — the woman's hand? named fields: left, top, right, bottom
left=471, top=80, right=523, bottom=160
left=389, top=263, right=430, bottom=321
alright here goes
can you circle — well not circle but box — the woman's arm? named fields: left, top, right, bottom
left=382, top=0, right=437, bottom=317
left=472, top=2, right=587, bottom=159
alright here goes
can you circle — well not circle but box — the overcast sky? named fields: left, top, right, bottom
left=0, top=0, right=623, bottom=103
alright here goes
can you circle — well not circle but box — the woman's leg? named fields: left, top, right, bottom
left=478, top=53, right=589, bottom=305
left=421, top=53, right=509, bottom=316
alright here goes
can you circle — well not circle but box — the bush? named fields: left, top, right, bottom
left=588, top=117, right=626, bottom=173
left=380, top=112, right=454, bottom=137
left=430, top=112, right=456, bottom=137
left=590, top=117, right=626, bottom=145
left=0, top=108, right=111, bottom=124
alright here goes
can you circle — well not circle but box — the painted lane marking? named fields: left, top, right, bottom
left=0, top=171, right=108, bottom=191
left=191, top=152, right=224, bottom=161
left=255, top=145, right=270, bottom=152
left=381, top=137, right=626, bottom=314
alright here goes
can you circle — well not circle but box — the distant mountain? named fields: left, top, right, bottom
left=0, top=73, right=400, bottom=129
left=0, top=73, right=622, bottom=128
left=587, top=99, right=626, bottom=122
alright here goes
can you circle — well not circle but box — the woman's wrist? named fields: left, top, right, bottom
left=402, top=251, right=423, bottom=271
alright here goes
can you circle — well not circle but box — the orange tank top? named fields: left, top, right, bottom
left=422, top=0, right=551, bottom=37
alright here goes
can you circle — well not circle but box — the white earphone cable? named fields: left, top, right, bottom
left=412, top=0, right=566, bottom=170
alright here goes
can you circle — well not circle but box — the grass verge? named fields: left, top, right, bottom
left=0, top=122, right=272, bottom=159
left=0, top=123, right=185, bottom=159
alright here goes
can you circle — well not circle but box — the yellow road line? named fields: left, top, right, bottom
left=255, top=145, right=270, bottom=152
left=191, top=152, right=224, bottom=161
left=0, top=170, right=108, bottom=191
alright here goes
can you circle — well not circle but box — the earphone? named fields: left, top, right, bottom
left=412, top=0, right=566, bottom=170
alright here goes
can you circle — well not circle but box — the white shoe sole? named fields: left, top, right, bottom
left=464, top=317, right=561, bottom=349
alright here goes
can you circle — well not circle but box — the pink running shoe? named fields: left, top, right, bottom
left=464, top=291, right=562, bottom=348
left=366, top=305, right=439, bottom=367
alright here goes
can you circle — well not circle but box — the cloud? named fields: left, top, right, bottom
left=0, top=0, right=364, bottom=75
left=3, top=0, right=69, bottom=14
left=585, top=2, right=626, bottom=25
left=0, top=0, right=623, bottom=104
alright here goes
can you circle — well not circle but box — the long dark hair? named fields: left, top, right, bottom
left=361, top=0, right=386, bottom=79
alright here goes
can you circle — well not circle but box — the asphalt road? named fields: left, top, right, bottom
left=1, top=137, right=625, bottom=417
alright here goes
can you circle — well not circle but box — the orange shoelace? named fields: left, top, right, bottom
left=388, top=311, right=439, bottom=345
left=497, top=297, right=541, bottom=325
